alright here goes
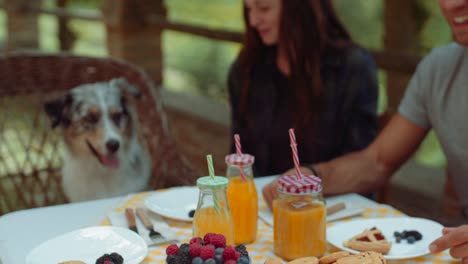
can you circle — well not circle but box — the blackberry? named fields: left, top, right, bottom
left=166, top=255, right=179, bottom=264
left=189, top=209, right=196, bottom=218
left=179, top=253, right=191, bottom=264
left=178, top=243, right=191, bottom=257
left=95, top=252, right=124, bottom=264
left=235, top=245, right=249, bottom=258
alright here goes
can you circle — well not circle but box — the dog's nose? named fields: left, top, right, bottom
left=106, top=140, right=120, bottom=153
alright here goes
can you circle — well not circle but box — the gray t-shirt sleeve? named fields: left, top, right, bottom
left=398, top=55, right=433, bottom=129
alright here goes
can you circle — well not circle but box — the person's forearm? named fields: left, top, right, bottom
left=316, top=149, right=392, bottom=195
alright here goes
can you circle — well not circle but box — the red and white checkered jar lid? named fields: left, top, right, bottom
left=225, top=154, right=255, bottom=166
left=277, top=174, right=322, bottom=194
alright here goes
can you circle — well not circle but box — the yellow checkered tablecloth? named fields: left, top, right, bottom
left=101, top=191, right=457, bottom=264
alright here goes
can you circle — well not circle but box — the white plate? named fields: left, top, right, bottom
left=327, top=217, right=443, bottom=260
left=144, top=186, right=199, bottom=222
left=25, top=226, right=147, bottom=264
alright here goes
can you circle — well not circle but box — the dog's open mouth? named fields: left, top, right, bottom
left=86, top=140, right=120, bottom=169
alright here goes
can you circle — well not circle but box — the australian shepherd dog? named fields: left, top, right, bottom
left=44, top=78, right=150, bottom=202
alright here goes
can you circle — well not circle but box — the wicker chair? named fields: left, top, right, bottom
left=0, top=52, right=197, bottom=215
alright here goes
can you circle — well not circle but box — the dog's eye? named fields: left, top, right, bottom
left=84, top=113, right=99, bottom=124
left=111, top=112, right=123, bottom=125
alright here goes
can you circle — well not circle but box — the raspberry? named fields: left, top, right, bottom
left=165, top=244, right=179, bottom=256
left=210, top=234, right=226, bottom=248
left=199, top=245, right=216, bottom=260
left=225, top=260, right=236, bottom=264
left=189, top=243, right=202, bottom=258
left=222, top=245, right=238, bottom=260
left=203, top=232, right=217, bottom=245
left=190, top=237, right=204, bottom=245
left=235, top=251, right=241, bottom=260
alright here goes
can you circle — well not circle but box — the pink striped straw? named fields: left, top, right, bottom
left=234, top=134, right=247, bottom=181
left=288, top=128, right=303, bottom=181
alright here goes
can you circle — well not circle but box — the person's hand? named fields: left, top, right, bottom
left=429, top=225, right=468, bottom=263
left=262, top=166, right=313, bottom=211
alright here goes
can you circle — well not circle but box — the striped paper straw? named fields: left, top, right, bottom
left=234, top=134, right=247, bottom=181
left=206, top=154, right=220, bottom=214
left=289, top=128, right=303, bottom=181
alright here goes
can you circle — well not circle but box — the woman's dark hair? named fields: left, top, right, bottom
left=238, top=0, right=352, bottom=125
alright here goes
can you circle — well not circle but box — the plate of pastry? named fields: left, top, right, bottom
left=327, top=217, right=444, bottom=260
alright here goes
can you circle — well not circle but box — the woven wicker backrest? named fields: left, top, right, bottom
left=0, top=53, right=196, bottom=214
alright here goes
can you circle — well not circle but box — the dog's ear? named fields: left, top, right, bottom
left=44, top=93, right=73, bottom=128
left=110, top=77, right=142, bottom=99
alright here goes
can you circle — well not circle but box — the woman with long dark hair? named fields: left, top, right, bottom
left=228, top=0, right=379, bottom=202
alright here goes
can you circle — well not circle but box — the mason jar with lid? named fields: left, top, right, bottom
left=192, top=176, right=234, bottom=245
left=273, top=174, right=326, bottom=260
left=225, top=154, right=258, bottom=244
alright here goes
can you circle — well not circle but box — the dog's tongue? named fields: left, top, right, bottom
left=101, top=155, right=120, bottom=169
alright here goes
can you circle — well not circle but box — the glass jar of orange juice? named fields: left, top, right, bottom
left=193, top=176, right=234, bottom=245
left=225, top=154, right=258, bottom=244
left=273, top=174, right=326, bottom=260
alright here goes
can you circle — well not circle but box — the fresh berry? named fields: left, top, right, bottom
left=178, top=243, right=190, bottom=257
left=224, top=260, right=236, bottom=264
left=238, top=256, right=250, bottom=264
left=215, top=247, right=224, bottom=255
left=166, top=244, right=179, bottom=256
left=407, top=236, right=416, bottom=244
left=192, top=257, right=203, bottom=264
left=166, top=255, right=179, bottom=264
left=203, top=233, right=217, bottom=245
left=235, top=245, right=249, bottom=258
left=103, top=261, right=113, bottom=264
left=190, top=237, right=204, bottom=245
left=179, top=254, right=191, bottom=264
left=189, top=209, right=196, bottom=218
left=222, top=246, right=238, bottom=261
left=210, top=234, right=226, bottom=248
left=200, top=245, right=216, bottom=260
left=95, top=252, right=124, bottom=264
left=235, top=245, right=246, bottom=251
left=214, top=254, right=224, bottom=264
left=204, top=258, right=216, bottom=264
left=189, top=243, right=202, bottom=258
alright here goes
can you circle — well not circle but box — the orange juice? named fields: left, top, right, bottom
left=193, top=206, right=234, bottom=245
left=273, top=198, right=326, bottom=260
left=227, top=176, right=258, bottom=244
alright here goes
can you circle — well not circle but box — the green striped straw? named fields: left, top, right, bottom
left=206, top=154, right=220, bottom=214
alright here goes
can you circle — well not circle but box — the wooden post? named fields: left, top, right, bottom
left=57, top=0, right=76, bottom=51
left=4, top=0, right=41, bottom=52
left=102, top=0, right=166, bottom=85
left=383, top=0, right=426, bottom=113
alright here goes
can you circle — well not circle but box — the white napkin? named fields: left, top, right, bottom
left=108, top=209, right=180, bottom=246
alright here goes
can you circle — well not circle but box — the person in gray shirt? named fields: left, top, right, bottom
left=262, top=0, right=468, bottom=261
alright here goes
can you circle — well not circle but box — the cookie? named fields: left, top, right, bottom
left=319, top=251, right=350, bottom=264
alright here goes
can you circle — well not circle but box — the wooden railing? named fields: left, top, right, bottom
left=1, top=0, right=423, bottom=113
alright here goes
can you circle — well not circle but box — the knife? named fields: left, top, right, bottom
left=327, top=202, right=346, bottom=216
left=125, top=208, right=138, bottom=233
left=136, top=207, right=164, bottom=242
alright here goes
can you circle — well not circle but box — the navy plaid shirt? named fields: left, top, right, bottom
left=228, top=46, right=379, bottom=177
